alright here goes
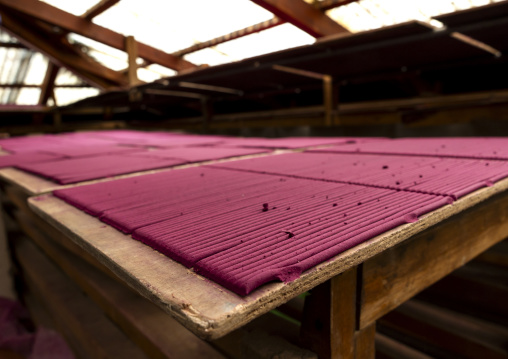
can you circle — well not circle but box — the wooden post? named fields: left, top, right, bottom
left=300, top=267, right=375, bottom=359
left=125, top=36, right=140, bottom=86
left=333, top=82, right=340, bottom=126
left=52, top=111, right=62, bottom=128
left=39, top=62, right=60, bottom=105
left=201, top=97, right=213, bottom=133
left=323, top=75, right=333, bottom=127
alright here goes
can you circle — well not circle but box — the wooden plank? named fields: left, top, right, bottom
left=15, top=211, right=226, bottom=359
left=28, top=176, right=508, bottom=339
left=378, top=299, right=508, bottom=359
left=360, top=188, right=508, bottom=328
left=12, top=236, right=149, bottom=359
left=0, top=168, right=63, bottom=196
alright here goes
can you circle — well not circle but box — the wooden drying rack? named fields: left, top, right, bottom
left=1, top=151, right=507, bottom=358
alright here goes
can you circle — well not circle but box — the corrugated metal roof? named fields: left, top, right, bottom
left=0, top=0, right=504, bottom=106
left=328, top=0, right=504, bottom=32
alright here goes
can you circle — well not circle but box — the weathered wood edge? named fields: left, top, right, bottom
left=27, top=177, right=508, bottom=340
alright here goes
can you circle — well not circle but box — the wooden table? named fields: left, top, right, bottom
left=2, top=158, right=508, bottom=358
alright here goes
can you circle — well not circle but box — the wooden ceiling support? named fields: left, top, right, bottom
left=0, top=10, right=128, bottom=89
left=317, top=0, right=362, bottom=12
left=0, top=0, right=197, bottom=72
left=173, top=0, right=357, bottom=57
left=82, top=0, right=120, bottom=21
left=250, top=0, right=348, bottom=37
left=125, top=36, right=141, bottom=86
left=173, top=17, right=284, bottom=57
left=39, top=62, right=60, bottom=105
left=0, top=41, right=26, bottom=49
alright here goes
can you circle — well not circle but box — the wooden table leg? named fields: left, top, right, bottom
left=300, top=266, right=375, bottom=359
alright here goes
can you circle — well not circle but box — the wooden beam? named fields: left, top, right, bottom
left=0, top=9, right=128, bottom=89
left=318, top=0, right=362, bottom=12
left=0, top=83, right=90, bottom=88
left=0, top=0, right=197, bottom=72
left=323, top=75, right=333, bottom=126
left=39, top=62, right=60, bottom=105
left=0, top=83, right=40, bottom=88
left=0, top=41, right=25, bottom=48
left=173, top=17, right=284, bottom=57
left=125, top=36, right=141, bottom=86
left=250, top=0, right=348, bottom=37
left=82, top=0, right=120, bottom=21
left=172, top=0, right=359, bottom=57
left=300, top=268, right=376, bottom=359
left=360, top=190, right=508, bottom=329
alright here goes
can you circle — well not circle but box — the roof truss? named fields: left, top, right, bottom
left=173, top=0, right=357, bottom=57
left=0, top=9, right=129, bottom=89
left=0, top=0, right=197, bottom=72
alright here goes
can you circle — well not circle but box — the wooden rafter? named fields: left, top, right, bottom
left=0, top=9, right=128, bottom=89
left=0, top=0, right=197, bottom=72
left=39, top=0, right=122, bottom=94
left=0, top=41, right=26, bottom=49
left=39, top=62, right=60, bottom=105
left=317, top=0, right=362, bottom=12
left=82, top=0, right=120, bottom=21
left=250, top=0, right=348, bottom=37
left=125, top=36, right=141, bottom=86
left=174, top=0, right=357, bottom=57
left=173, top=17, right=284, bottom=57
left=0, top=83, right=90, bottom=88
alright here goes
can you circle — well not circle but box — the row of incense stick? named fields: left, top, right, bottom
left=17, top=147, right=270, bottom=184
left=0, top=130, right=365, bottom=184
left=320, top=137, right=508, bottom=160
left=54, top=165, right=450, bottom=295
left=213, top=152, right=508, bottom=199
left=9, top=133, right=508, bottom=295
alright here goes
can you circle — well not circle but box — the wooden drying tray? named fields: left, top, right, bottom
left=28, top=177, right=508, bottom=340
